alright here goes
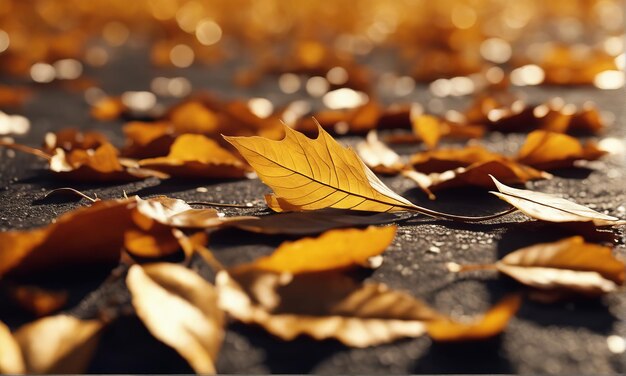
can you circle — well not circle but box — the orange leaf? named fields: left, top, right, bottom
left=516, top=130, right=606, bottom=170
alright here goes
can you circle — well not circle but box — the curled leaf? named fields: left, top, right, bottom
left=122, top=121, right=175, bottom=158
left=496, top=237, right=625, bottom=295
left=410, top=145, right=503, bottom=174
left=43, top=128, right=108, bottom=153
left=127, top=263, right=224, bottom=374
left=516, top=130, right=606, bottom=170
left=356, top=131, right=405, bottom=175
left=490, top=176, right=624, bottom=226
left=138, top=134, right=249, bottom=179
left=14, top=315, right=103, bottom=374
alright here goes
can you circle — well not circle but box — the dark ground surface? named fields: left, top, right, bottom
left=0, top=46, right=625, bottom=374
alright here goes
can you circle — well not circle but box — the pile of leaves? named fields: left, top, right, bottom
left=0, top=114, right=624, bottom=373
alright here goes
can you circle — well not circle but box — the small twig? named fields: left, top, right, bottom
left=194, top=244, right=226, bottom=272
left=0, top=141, right=53, bottom=161
left=44, top=187, right=98, bottom=203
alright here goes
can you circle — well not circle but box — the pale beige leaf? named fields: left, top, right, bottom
left=127, top=263, right=224, bottom=374
left=356, top=131, right=405, bottom=174
left=490, top=175, right=625, bottom=226
left=0, top=320, right=25, bottom=374
left=217, top=270, right=441, bottom=348
left=496, top=236, right=625, bottom=295
left=224, top=124, right=417, bottom=212
left=13, top=315, right=103, bottom=374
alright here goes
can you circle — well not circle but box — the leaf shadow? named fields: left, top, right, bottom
left=548, top=167, right=594, bottom=179
left=227, top=322, right=346, bottom=374
left=208, top=227, right=289, bottom=268
left=129, top=177, right=245, bottom=197
left=402, top=186, right=511, bottom=217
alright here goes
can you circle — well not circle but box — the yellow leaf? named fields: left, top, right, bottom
left=496, top=236, right=625, bottom=295
left=412, top=114, right=442, bottom=149
left=243, top=226, right=396, bottom=274
left=426, top=295, right=521, bottom=341
left=138, top=134, right=249, bottom=179
left=0, top=321, right=25, bottom=374
left=224, top=124, right=417, bottom=212
left=490, top=175, right=625, bottom=226
left=127, top=263, right=224, bottom=374
left=410, top=145, right=503, bottom=173
left=516, top=130, right=606, bottom=170
left=217, top=270, right=441, bottom=348
left=14, top=315, right=103, bottom=374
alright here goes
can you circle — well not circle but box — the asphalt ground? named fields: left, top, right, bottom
left=0, top=46, right=625, bottom=374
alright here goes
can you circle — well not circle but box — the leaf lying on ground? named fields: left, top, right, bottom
left=0, top=321, right=24, bottom=374
left=127, top=263, right=224, bottom=374
left=121, top=121, right=176, bottom=158
left=410, top=145, right=504, bottom=173
left=495, top=237, right=625, bottom=295
left=228, top=209, right=404, bottom=235
left=490, top=176, right=625, bottom=226
left=224, top=123, right=419, bottom=212
left=138, top=134, right=249, bottom=179
left=4, top=284, right=68, bottom=317
left=217, top=270, right=440, bottom=347
left=515, top=130, right=606, bottom=170
left=356, top=131, right=405, bottom=175
left=412, top=114, right=443, bottom=149
left=403, top=160, right=550, bottom=200
left=426, top=294, right=521, bottom=342
left=14, top=314, right=104, bottom=374
left=43, top=128, right=109, bottom=153
left=235, top=226, right=396, bottom=274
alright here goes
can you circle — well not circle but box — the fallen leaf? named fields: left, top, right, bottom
left=14, top=315, right=103, bottom=374
left=168, top=101, right=220, bottom=134
left=516, top=130, right=606, bottom=170
left=496, top=237, right=625, bottom=295
left=0, top=321, right=25, bottom=374
left=404, top=160, right=549, bottom=199
left=237, top=226, right=396, bottom=274
left=42, top=128, right=109, bottom=153
left=224, top=123, right=418, bottom=212
left=410, top=145, right=504, bottom=173
left=138, top=134, right=249, bottom=179
left=426, top=294, right=521, bottom=342
left=490, top=176, right=625, bottom=226
left=228, top=209, right=404, bottom=235
left=123, top=210, right=181, bottom=258
left=4, top=284, right=68, bottom=317
left=127, top=263, right=224, bottom=374
left=356, top=131, right=405, bottom=174
left=217, top=270, right=441, bottom=347
left=412, top=114, right=442, bottom=149
left=121, top=121, right=176, bottom=158
left=90, top=96, right=124, bottom=120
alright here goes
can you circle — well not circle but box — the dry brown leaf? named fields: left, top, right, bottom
left=138, top=134, right=249, bottom=179
left=217, top=270, right=441, bottom=347
left=90, top=96, right=124, bottom=121
left=404, top=160, right=550, bottom=199
left=123, top=210, right=181, bottom=258
left=127, top=263, right=224, bottom=374
left=516, top=130, right=606, bottom=170
left=14, top=315, right=103, bottom=374
left=496, top=237, right=625, bottom=295
left=0, top=320, right=25, bottom=374
left=4, top=284, right=68, bottom=317
left=410, top=145, right=504, bottom=174
left=426, top=295, right=521, bottom=342
left=490, top=176, right=625, bottom=226
left=228, top=209, right=402, bottom=236
left=236, top=226, right=396, bottom=274
left=0, top=85, right=31, bottom=108
left=121, top=121, right=176, bottom=158
left=42, top=128, right=109, bottom=153
left=225, top=124, right=419, bottom=212
left=356, top=131, right=405, bottom=175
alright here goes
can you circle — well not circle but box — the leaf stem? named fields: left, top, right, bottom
left=44, top=187, right=99, bottom=203
left=446, top=262, right=498, bottom=273
left=187, top=201, right=262, bottom=209
left=404, top=204, right=518, bottom=222
left=0, top=141, right=52, bottom=161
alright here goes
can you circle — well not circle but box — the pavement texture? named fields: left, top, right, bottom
left=0, top=47, right=625, bottom=374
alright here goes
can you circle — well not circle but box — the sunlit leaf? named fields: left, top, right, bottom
left=490, top=176, right=625, bottom=226
left=410, top=145, right=504, bottom=173
left=14, top=315, right=103, bottom=374
left=127, top=263, right=224, bottom=374
left=516, top=130, right=606, bottom=170
left=224, top=124, right=418, bottom=212
left=0, top=320, right=25, bottom=374
left=356, top=131, right=405, bottom=175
